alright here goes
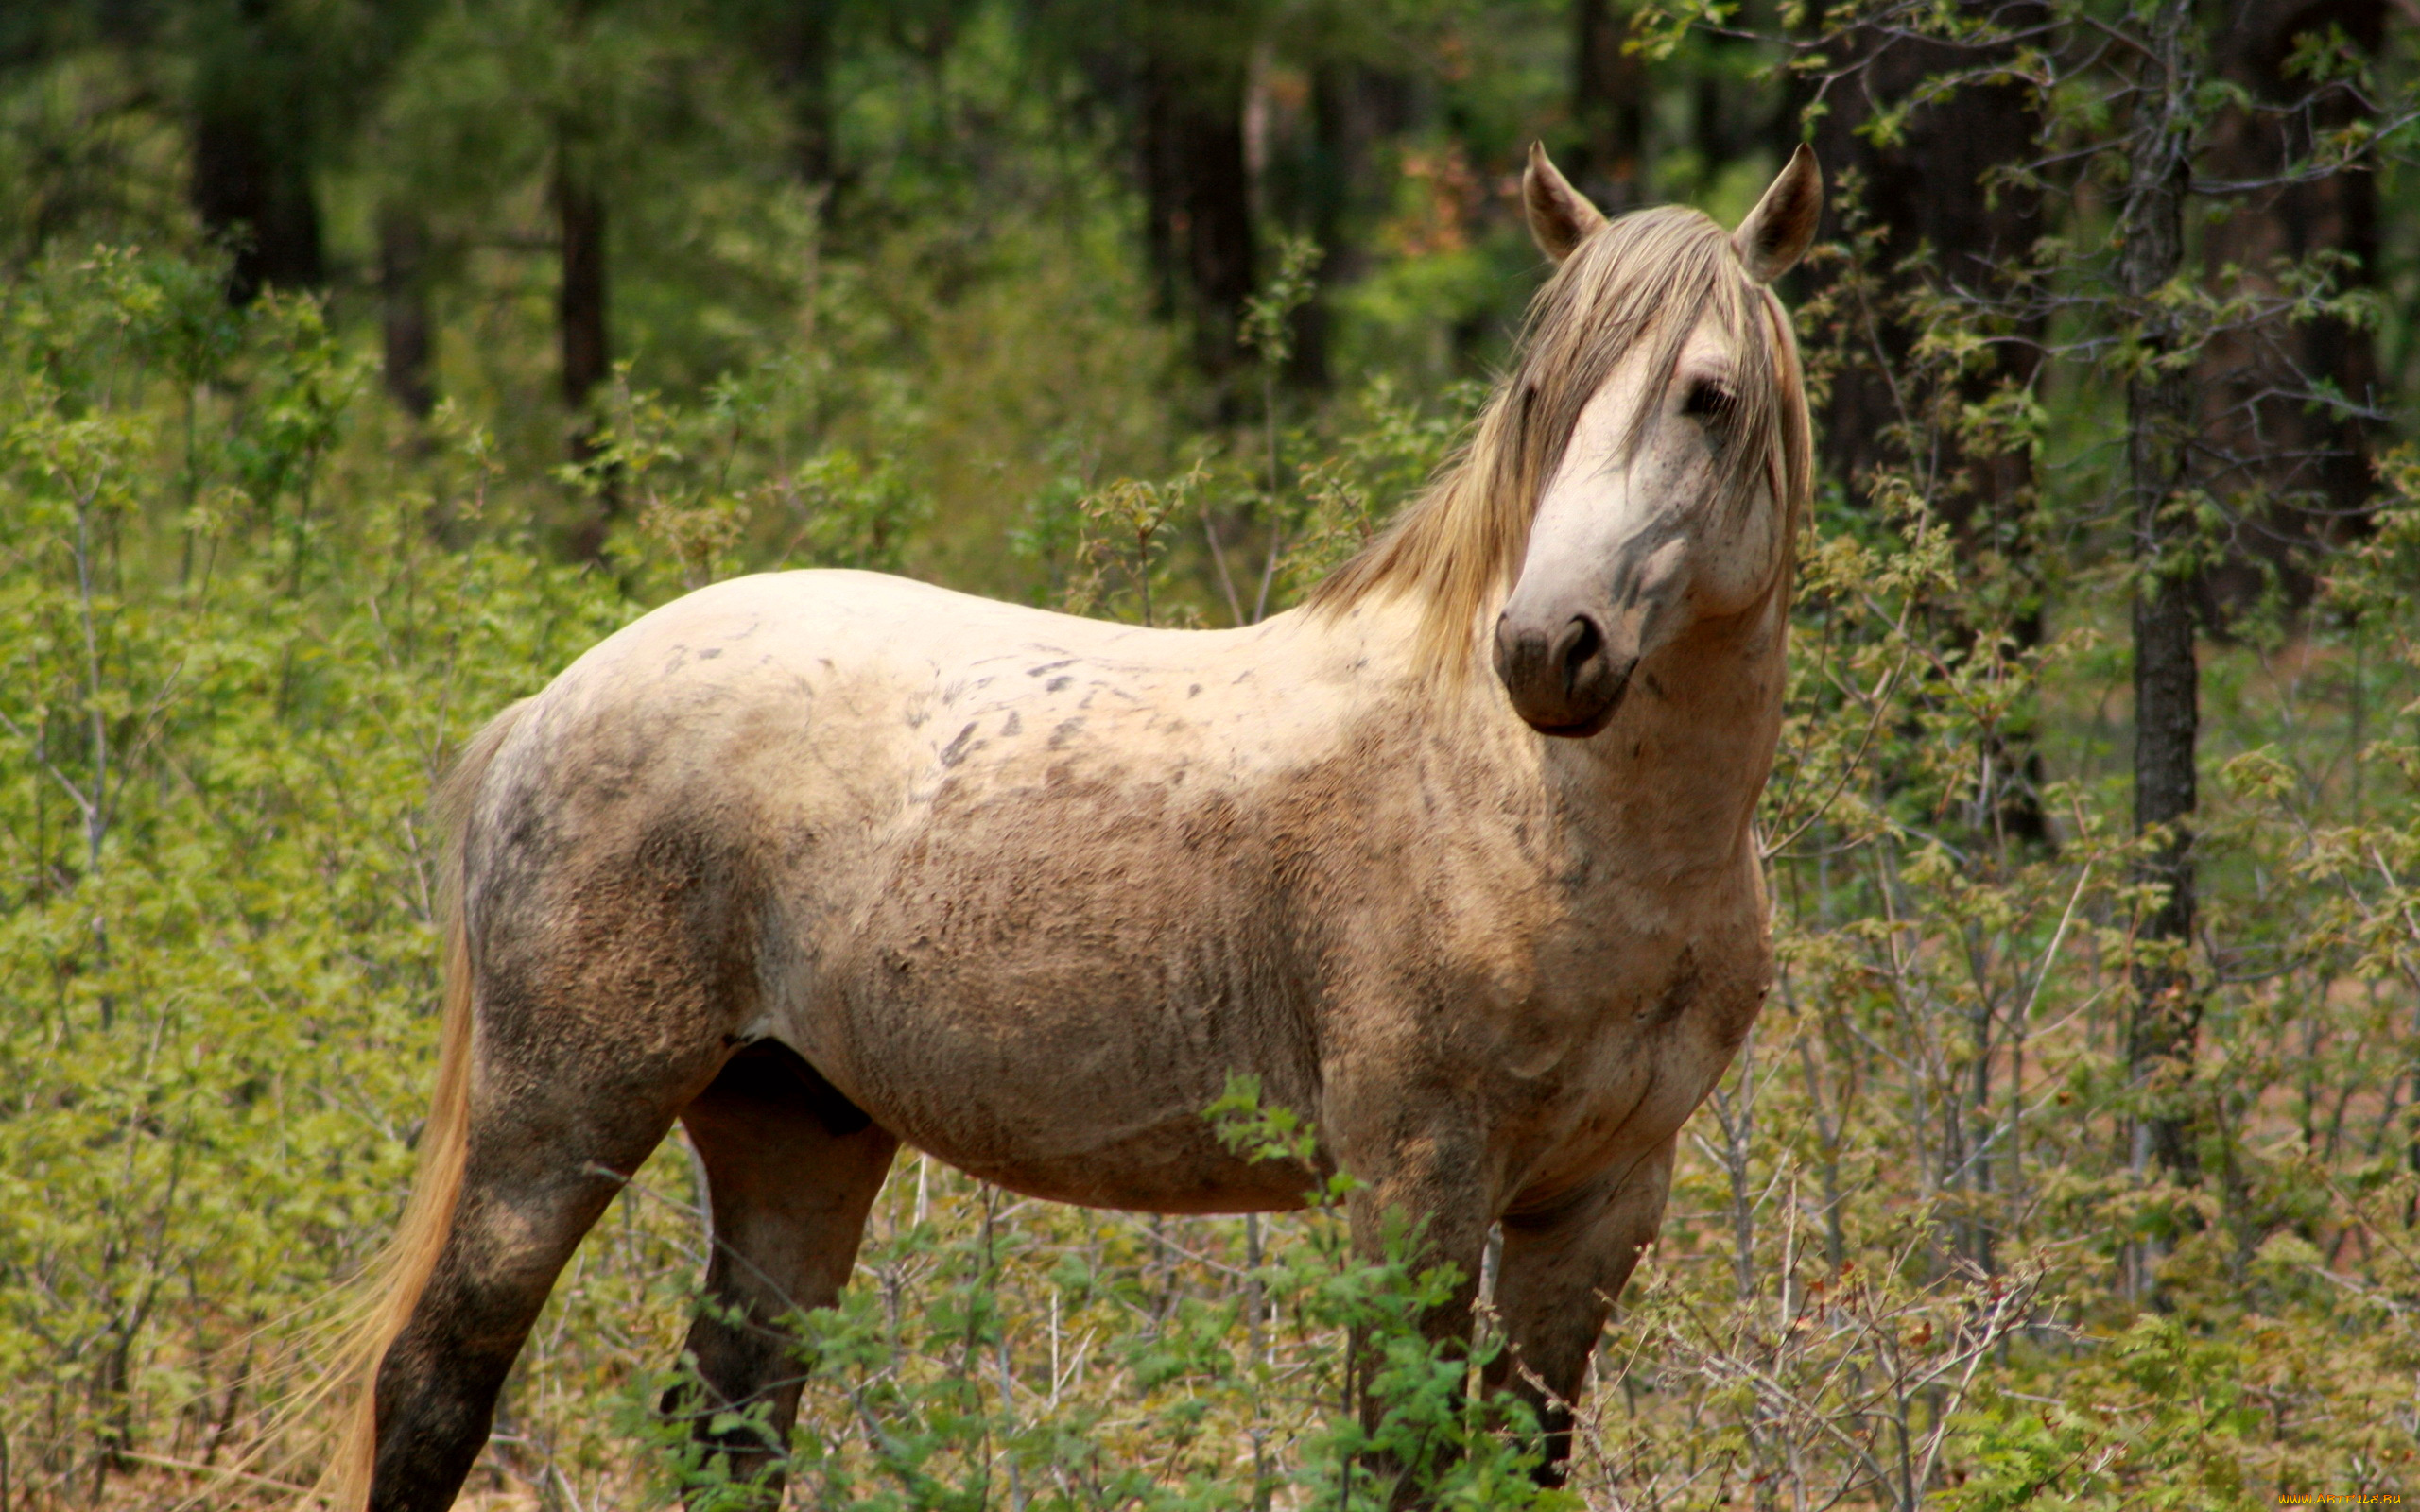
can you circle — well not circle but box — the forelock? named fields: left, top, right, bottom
left=1504, top=206, right=1781, bottom=513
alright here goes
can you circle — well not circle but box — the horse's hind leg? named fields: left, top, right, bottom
left=664, top=1041, right=898, bottom=1501
left=363, top=955, right=733, bottom=1512
left=369, top=1090, right=699, bottom=1510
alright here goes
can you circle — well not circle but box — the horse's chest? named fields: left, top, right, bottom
left=1491, top=902, right=1771, bottom=1174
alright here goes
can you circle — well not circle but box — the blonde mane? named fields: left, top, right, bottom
left=1307, top=204, right=1814, bottom=676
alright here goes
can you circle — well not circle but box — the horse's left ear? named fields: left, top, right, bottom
left=1732, top=145, right=1822, bottom=283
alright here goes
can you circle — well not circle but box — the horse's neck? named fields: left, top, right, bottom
left=1302, top=590, right=1783, bottom=878
left=1516, top=593, right=1788, bottom=879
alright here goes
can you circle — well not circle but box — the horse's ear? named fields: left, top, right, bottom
left=1732, top=145, right=1822, bottom=283
left=1524, top=142, right=1606, bottom=264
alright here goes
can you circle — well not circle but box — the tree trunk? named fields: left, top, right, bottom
left=555, top=153, right=613, bottom=559
left=555, top=164, right=609, bottom=416
left=191, top=89, right=322, bottom=304
left=1809, top=21, right=2042, bottom=509
left=1571, top=0, right=1647, bottom=213
left=1292, top=62, right=1410, bottom=389
left=1139, top=31, right=1255, bottom=390
left=378, top=205, right=436, bottom=419
left=2118, top=0, right=2201, bottom=1182
left=766, top=0, right=840, bottom=205
left=2193, top=0, right=2386, bottom=618
left=1807, top=10, right=2052, bottom=845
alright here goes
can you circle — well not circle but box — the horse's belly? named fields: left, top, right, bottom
left=829, top=1006, right=1318, bottom=1212
left=901, top=1105, right=1315, bottom=1215
left=796, top=950, right=1322, bottom=1214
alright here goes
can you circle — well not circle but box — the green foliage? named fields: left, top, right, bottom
left=627, top=1080, right=1571, bottom=1512
left=0, top=249, right=633, bottom=1503
left=565, top=361, right=932, bottom=596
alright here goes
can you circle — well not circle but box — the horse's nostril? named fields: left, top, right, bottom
left=1554, top=616, right=1603, bottom=693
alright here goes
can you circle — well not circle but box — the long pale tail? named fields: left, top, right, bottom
left=312, top=699, right=531, bottom=1510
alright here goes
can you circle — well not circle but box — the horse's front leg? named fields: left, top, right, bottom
left=1483, top=1136, right=1676, bottom=1487
left=1334, top=1117, right=1496, bottom=1505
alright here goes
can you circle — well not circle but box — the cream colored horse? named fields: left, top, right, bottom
left=329, top=144, right=1820, bottom=1511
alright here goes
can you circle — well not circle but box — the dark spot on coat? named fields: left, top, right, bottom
left=941, top=722, right=980, bottom=766
left=1188, top=684, right=1202, bottom=697
left=1644, top=947, right=1701, bottom=1029
left=1002, top=711, right=1023, bottom=736
left=699, top=647, right=721, bottom=660
left=1048, top=677, right=1073, bottom=693
left=1049, top=718, right=1084, bottom=748
left=1028, top=659, right=1077, bottom=677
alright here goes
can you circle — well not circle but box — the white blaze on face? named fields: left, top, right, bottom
left=1496, top=310, right=1784, bottom=736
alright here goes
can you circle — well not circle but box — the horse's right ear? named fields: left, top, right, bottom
left=1524, top=142, right=1606, bottom=264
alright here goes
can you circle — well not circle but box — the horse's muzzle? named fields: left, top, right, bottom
left=1493, top=610, right=1634, bottom=737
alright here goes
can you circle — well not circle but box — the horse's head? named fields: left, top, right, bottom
left=1492, top=145, right=1820, bottom=738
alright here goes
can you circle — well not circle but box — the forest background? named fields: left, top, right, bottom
left=1, top=0, right=2417, bottom=1507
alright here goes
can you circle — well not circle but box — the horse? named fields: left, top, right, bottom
left=324, top=142, right=1821, bottom=1511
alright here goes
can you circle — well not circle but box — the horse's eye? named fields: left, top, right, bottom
left=1684, top=380, right=1736, bottom=421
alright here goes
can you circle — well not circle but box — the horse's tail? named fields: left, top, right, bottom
left=311, top=698, right=531, bottom=1510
